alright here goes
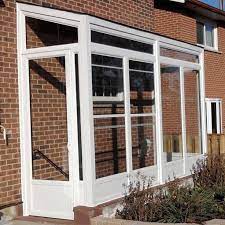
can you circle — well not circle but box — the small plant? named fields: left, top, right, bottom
left=116, top=154, right=225, bottom=224
left=192, top=154, right=225, bottom=190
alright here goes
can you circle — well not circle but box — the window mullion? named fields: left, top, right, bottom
left=204, top=24, right=206, bottom=46
left=180, top=67, right=187, bottom=175
left=155, top=41, right=163, bottom=184
left=124, top=57, right=132, bottom=176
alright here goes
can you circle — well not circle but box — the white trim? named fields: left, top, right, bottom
left=18, top=2, right=81, bottom=24
left=17, top=3, right=30, bottom=216
left=78, top=15, right=96, bottom=206
left=180, top=67, right=187, bottom=175
left=89, top=17, right=203, bottom=54
left=205, top=98, right=222, bottom=134
left=23, top=44, right=79, bottom=56
left=91, top=43, right=155, bottom=63
left=124, top=56, right=133, bottom=174
left=155, top=41, right=163, bottom=184
left=159, top=56, right=201, bottom=70
left=199, top=52, right=207, bottom=155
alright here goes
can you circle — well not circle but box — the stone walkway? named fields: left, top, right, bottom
left=0, top=220, right=70, bottom=225
left=0, top=221, right=56, bottom=225
left=0, top=220, right=62, bottom=225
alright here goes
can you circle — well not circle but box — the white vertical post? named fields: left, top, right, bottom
left=180, top=67, right=187, bottom=175
left=66, top=51, right=78, bottom=206
left=123, top=57, right=132, bottom=180
left=17, top=4, right=31, bottom=216
left=199, top=51, right=207, bottom=155
left=154, top=41, right=163, bottom=184
left=78, top=15, right=95, bottom=206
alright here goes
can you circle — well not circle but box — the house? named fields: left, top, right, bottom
left=0, top=0, right=223, bottom=223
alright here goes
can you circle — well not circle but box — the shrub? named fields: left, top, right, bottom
left=192, top=154, right=225, bottom=190
left=116, top=154, right=225, bottom=224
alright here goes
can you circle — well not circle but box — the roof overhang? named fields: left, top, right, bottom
left=168, top=0, right=225, bottom=21
left=183, top=0, right=225, bottom=21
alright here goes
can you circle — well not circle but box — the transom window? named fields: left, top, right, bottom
left=91, top=31, right=153, bottom=54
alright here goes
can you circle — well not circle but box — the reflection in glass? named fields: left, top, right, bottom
left=184, top=68, right=201, bottom=156
left=161, top=65, right=183, bottom=162
left=131, top=116, right=156, bottom=170
left=26, top=17, right=78, bottom=49
left=92, top=54, right=124, bottom=115
left=94, top=117, right=126, bottom=178
left=160, top=47, right=199, bottom=63
left=205, top=24, right=214, bottom=47
left=91, top=31, right=153, bottom=54
left=129, top=60, right=154, bottom=114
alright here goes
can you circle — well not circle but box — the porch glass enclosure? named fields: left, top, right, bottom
left=18, top=3, right=206, bottom=214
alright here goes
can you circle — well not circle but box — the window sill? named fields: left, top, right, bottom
left=197, top=44, right=222, bottom=54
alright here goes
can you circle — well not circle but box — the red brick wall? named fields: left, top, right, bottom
left=153, top=1, right=225, bottom=134
left=153, top=1, right=196, bottom=45
left=0, top=1, right=21, bottom=207
left=204, top=24, right=225, bottom=132
left=22, top=0, right=154, bottom=32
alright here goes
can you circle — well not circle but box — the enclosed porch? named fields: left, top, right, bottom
left=17, top=3, right=207, bottom=220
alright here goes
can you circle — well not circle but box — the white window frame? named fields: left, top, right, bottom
left=197, top=19, right=218, bottom=51
left=206, top=98, right=222, bottom=134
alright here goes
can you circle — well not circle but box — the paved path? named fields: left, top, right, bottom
left=0, top=221, right=59, bottom=225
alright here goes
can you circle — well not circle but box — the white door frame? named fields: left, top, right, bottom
left=18, top=47, right=80, bottom=219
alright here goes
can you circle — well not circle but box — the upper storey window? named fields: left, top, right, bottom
left=196, top=21, right=217, bottom=50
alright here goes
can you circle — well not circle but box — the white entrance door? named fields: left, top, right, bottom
left=21, top=50, right=78, bottom=220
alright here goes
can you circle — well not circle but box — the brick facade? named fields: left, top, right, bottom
left=153, top=0, right=225, bottom=134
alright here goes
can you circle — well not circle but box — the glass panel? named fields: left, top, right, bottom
left=26, top=17, right=78, bottom=49
left=212, top=102, right=217, bottom=133
left=129, top=60, right=154, bottom=114
left=75, top=54, right=83, bottom=180
left=197, top=22, right=204, bottom=45
left=91, top=31, right=153, bottom=54
left=29, top=56, right=69, bottom=181
left=92, top=54, right=124, bottom=115
left=131, top=116, right=156, bottom=170
left=206, top=24, right=214, bottom=47
left=184, top=68, right=201, bottom=156
left=94, top=117, right=126, bottom=178
left=160, top=47, right=199, bottom=63
left=161, top=65, right=183, bottom=162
